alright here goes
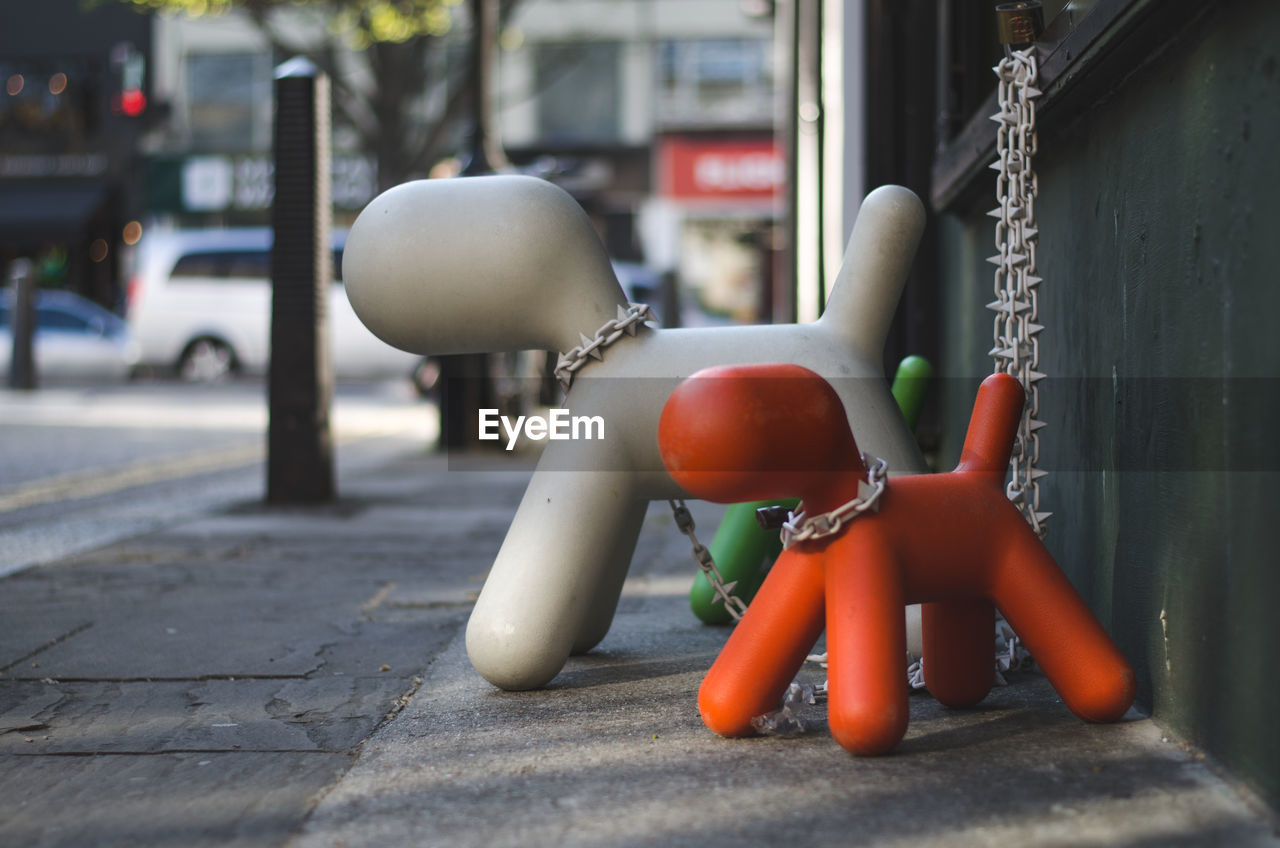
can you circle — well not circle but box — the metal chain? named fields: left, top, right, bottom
left=989, top=47, right=1050, bottom=538
left=670, top=454, right=887, bottom=621
left=994, top=620, right=1035, bottom=684
left=547, top=303, right=750, bottom=619
left=554, top=303, right=653, bottom=392
left=669, top=499, right=749, bottom=621
left=731, top=43, right=1052, bottom=731
left=780, top=455, right=888, bottom=549
left=547, top=302, right=751, bottom=621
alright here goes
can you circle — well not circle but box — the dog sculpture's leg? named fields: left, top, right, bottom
left=826, top=531, right=909, bottom=756
left=921, top=599, right=996, bottom=708
left=465, top=449, right=642, bottom=690
left=698, top=547, right=827, bottom=738
left=571, top=497, right=647, bottom=654
left=991, top=523, right=1136, bottom=723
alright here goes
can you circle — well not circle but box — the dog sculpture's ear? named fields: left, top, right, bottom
left=342, top=175, right=629, bottom=356
left=817, top=185, right=926, bottom=363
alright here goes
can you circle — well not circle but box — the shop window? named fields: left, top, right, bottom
left=655, top=38, right=772, bottom=126
left=186, top=52, right=270, bottom=152
left=0, top=58, right=101, bottom=152
left=534, top=42, right=621, bottom=143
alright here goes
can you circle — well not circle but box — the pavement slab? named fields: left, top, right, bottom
left=0, top=751, right=351, bottom=848
left=0, top=451, right=530, bottom=847
left=0, top=676, right=415, bottom=754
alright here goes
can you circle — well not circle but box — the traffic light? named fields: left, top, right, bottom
left=110, top=42, right=146, bottom=117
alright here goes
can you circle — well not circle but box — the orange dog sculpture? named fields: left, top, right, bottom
left=658, top=364, right=1135, bottom=755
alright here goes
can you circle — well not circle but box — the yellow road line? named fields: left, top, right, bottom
left=0, top=442, right=265, bottom=514
left=0, top=421, right=427, bottom=515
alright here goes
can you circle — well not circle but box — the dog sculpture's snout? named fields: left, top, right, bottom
left=658, top=363, right=863, bottom=504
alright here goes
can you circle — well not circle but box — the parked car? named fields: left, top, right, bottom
left=0, top=289, right=140, bottom=381
left=126, top=228, right=430, bottom=386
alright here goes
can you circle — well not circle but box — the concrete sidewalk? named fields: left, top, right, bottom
left=1, top=447, right=1276, bottom=847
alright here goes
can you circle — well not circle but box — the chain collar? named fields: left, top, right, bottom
left=780, top=454, right=888, bottom=549
left=554, top=302, right=653, bottom=392
left=989, top=47, right=1050, bottom=538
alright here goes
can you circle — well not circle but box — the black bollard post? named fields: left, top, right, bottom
left=439, top=0, right=505, bottom=452
left=267, top=57, right=335, bottom=503
left=660, top=270, right=682, bottom=329
left=7, top=259, right=37, bottom=390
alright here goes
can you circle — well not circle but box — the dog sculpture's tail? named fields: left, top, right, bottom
left=342, top=175, right=629, bottom=357
left=816, top=185, right=926, bottom=363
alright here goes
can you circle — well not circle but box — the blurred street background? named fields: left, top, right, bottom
left=0, top=377, right=437, bottom=578
left=3, top=0, right=1279, bottom=837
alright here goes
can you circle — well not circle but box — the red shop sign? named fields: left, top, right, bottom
left=660, top=137, right=784, bottom=201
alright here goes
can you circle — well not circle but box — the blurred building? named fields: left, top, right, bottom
left=0, top=0, right=154, bottom=311
left=497, top=0, right=781, bottom=325
left=0, top=0, right=841, bottom=330
left=129, top=0, right=784, bottom=325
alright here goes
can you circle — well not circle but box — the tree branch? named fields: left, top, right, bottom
left=246, top=4, right=377, bottom=138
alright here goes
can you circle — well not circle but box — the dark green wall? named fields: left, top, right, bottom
left=936, top=0, right=1280, bottom=810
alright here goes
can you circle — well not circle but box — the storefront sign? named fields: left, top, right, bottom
left=660, top=137, right=784, bottom=201
left=0, top=153, right=110, bottom=178
left=146, top=153, right=377, bottom=214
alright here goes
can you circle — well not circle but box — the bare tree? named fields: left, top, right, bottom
left=116, top=0, right=519, bottom=189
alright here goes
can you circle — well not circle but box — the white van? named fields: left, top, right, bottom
left=127, top=228, right=433, bottom=387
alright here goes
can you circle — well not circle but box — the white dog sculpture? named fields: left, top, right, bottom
left=343, top=175, right=928, bottom=690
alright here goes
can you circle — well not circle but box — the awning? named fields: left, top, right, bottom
left=0, top=182, right=111, bottom=247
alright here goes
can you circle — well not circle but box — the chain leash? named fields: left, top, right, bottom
left=548, top=302, right=752, bottom=618
left=989, top=46, right=1050, bottom=538
left=751, top=15, right=1050, bottom=730
left=672, top=455, right=889, bottom=618
left=669, top=500, right=749, bottom=621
